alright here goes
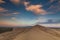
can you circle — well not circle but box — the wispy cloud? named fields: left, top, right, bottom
left=49, top=0, right=55, bottom=3
left=36, top=17, right=60, bottom=27
left=47, top=0, right=60, bottom=13
left=0, top=7, right=19, bottom=16
left=36, top=17, right=48, bottom=23
left=0, top=21, right=20, bottom=27
left=11, top=17, right=16, bottom=20
left=40, top=23, right=60, bottom=27
left=36, top=16, right=60, bottom=24
left=0, top=7, right=8, bottom=12
left=0, top=14, right=12, bottom=16
left=12, top=12, right=19, bottom=15
left=0, top=0, right=5, bottom=4
left=10, top=0, right=20, bottom=5
left=24, top=2, right=30, bottom=7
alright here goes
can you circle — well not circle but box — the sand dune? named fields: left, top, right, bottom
left=0, top=25, right=60, bottom=40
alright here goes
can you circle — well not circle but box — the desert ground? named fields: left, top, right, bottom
left=0, top=25, right=60, bottom=40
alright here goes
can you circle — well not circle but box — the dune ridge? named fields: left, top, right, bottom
left=0, top=25, right=60, bottom=40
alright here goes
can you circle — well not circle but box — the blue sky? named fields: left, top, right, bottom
left=0, top=0, right=60, bottom=27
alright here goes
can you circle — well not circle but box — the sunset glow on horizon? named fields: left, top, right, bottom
left=0, top=0, right=60, bottom=27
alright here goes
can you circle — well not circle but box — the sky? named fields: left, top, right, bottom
left=0, top=0, right=60, bottom=27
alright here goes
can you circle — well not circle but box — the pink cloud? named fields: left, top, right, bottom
left=0, top=14, right=12, bottom=16
left=0, top=21, right=19, bottom=27
left=24, top=2, right=30, bottom=7
left=0, top=20, right=35, bottom=27
left=10, top=0, right=20, bottom=4
left=24, top=3, right=47, bottom=15
left=0, top=0, right=5, bottom=4
left=0, top=7, right=8, bottom=12
left=0, top=9, right=19, bottom=16
left=0, top=13, right=19, bottom=16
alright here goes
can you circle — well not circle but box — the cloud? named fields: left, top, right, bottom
left=40, top=23, right=60, bottom=27
left=0, top=7, right=8, bottom=12
left=11, top=17, right=16, bottom=20
left=12, top=12, right=19, bottom=14
left=36, top=17, right=60, bottom=27
left=58, top=1, right=60, bottom=3
left=49, top=0, right=55, bottom=3
left=0, top=12, right=19, bottom=16
left=36, top=17, right=48, bottom=23
left=10, top=0, right=20, bottom=4
left=24, top=2, right=47, bottom=15
left=36, top=17, right=60, bottom=24
left=0, top=7, right=12, bottom=16
left=0, top=0, right=5, bottom=4
left=0, top=7, right=19, bottom=16
left=24, top=2, right=30, bottom=7
left=0, top=8, right=19, bottom=16
left=0, top=14, right=3, bottom=16
left=0, top=20, right=36, bottom=27
left=0, top=14, right=12, bottom=16
left=48, top=5, right=60, bottom=13
left=0, top=21, right=20, bottom=27
left=47, top=0, right=60, bottom=13
left=36, top=16, right=60, bottom=25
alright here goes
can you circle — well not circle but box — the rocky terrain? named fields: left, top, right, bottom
left=0, top=25, right=60, bottom=40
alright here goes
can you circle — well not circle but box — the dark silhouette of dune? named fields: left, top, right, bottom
left=0, top=25, right=60, bottom=40
left=0, top=27, right=13, bottom=34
